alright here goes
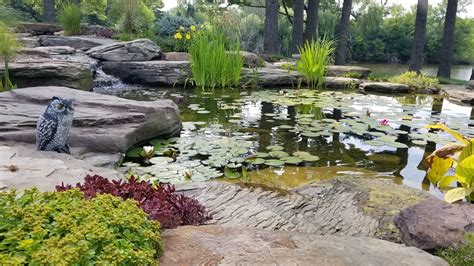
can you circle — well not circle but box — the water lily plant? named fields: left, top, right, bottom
left=425, top=123, right=473, bottom=203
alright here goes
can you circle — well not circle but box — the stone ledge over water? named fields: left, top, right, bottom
left=0, top=86, right=182, bottom=153
left=161, top=225, right=446, bottom=265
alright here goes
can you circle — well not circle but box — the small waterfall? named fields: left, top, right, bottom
left=93, top=66, right=128, bottom=92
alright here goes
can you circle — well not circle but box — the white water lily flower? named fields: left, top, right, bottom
left=142, top=146, right=155, bottom=157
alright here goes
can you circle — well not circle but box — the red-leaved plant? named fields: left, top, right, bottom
left=56, top=175, right=212, bottom=228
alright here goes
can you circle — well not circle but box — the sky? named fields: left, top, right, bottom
left=162, top=0, right=474, bottom=17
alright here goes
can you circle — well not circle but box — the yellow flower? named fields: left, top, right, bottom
left=185, top=33, right=191, bottom=40
left=199, top=24, right=205, bottom=29
left=174, top=32, right=182, bottom=40
left=179, top=26, right=185, bottom=31
left=190, top=25, right=196, bottom=32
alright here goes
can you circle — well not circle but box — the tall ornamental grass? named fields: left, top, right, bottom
left=59, top=2, right=82, bottom=36
left=297, top=38, right=334, bottom=88
left=188, top=31, right=243, bottom=89
left=0, top=23, right=21, bottom=92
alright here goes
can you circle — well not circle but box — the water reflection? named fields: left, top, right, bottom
left=108, top=87, right=474, bottom=197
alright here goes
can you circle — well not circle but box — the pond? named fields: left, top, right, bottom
left=353, top=63, right=472, bottom=81
left=98, top=87, right=474, bottom=198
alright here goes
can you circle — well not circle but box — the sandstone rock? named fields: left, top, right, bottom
left=87, top=39, right=161, bottom=62
left=323, top=77, right=363, bottom=90
left=175, top=177, right=428, bottom=241
left=17, top=36, right=40, bottom=48
left=39, top=35, right=117, bottom=51
left=80, top=24, right=115, bottom=37
left=441, top=85, right=474, bottom=106
left=394, top=198, right=474, bottom=250
left=467, top=80, right=474, bottom=91
left=18, top=22, right=62, bottom=35
left=21, top=46, right=76, bottom=57
left=0, top=60, right=93, bottom=91
left=360, top=82, right=411, bottom=94
left=160, top=225, right=447, bottom=266
left=0, top=86, right=182, bottom=153
left=240, top=51, right=261, bottom=68
left=326, top=65, right=372, bottom=78
left=102, top=61, right=190, bottom=86
left=0, top=145, right=120, bottom=192
left=241, top=67, right=302, bottom=87
left=161, top=52, right=189, bottom=61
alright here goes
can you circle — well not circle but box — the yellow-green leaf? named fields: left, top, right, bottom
left=459, top=140, right=474, bottom=163
left=455, top=155, right=474, bottom=186
left=425, top=124, right=469, bottom=145
left=444, top=187, right=469, bottom=203
left=427, top=156, right=453, bottom=184
left=439, top=175, right=458, bottom=188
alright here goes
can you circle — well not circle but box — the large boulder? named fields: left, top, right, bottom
left=467, top=80, right=474, bottom=91
left=394, top=198, right=474, bottom=250
left=360, top=82, right=411, bottom=94
left=161, top=52, right=189, bottom=61
left=441, top=85, right=474, bottom=106
left=18, top=22, right=62, bottom=35
left=0, top=145, right=120, bottom=192
left=21, top=46, right=76, bottom=57
left=39, top=35, right=117, bottom=51
left=0, top=86, right=182, bottom=153
left=102, top=61, right=190, bottom=86
left=240, top=51, right=261, bottom=68
left=86, top=39, right=161, bottom=62
left=160, top=225, right=447, bottom=265
left=323, top=77, right=363, bottom=90
left=241, top=67, right=302, bottom=87
left=0, top=60, right=93, bottom=91
left=175, top=177, right=429, bottom=242
left=326, top=65, right=372, bottom=78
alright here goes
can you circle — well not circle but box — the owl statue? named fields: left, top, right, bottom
left=36, top=96, right=75, bottom=154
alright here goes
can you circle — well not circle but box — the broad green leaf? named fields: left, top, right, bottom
left=427, top=156, right=453, bottom=185
left=438, top=175, right=458, bottom=188
left=444, top=187, right=471, bottom=203
left=224, top=167, right=241, bottom=179
left=455, top=155, right=474, bottom=186
left=459, top=140, right=474, bottom=163
left=425, top=124, right=469, bottom=145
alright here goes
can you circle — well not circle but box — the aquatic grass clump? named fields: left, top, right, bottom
left=188, top=31, right=244, bottom=89
left=297, top=37, right=335, bottom=88
left=0, top=188, right=163, bottom=264
left=389, top=71, right=440, bottom=91
left=0, top=23, right=21, bottom=92
left=59, top=2, right=82, bottom=36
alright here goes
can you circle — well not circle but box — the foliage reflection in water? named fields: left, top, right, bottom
left=103, top=87, right=474, bottom=198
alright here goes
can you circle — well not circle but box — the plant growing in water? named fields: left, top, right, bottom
left=59, top=2, right=82, bottom=36
left=188, top=31, right=244, bottom=89
left=425, top=124, right=474, bottom=203
left=0, top=23, right=21, bottom=92
left=297, top=37, right=334, bottom=88
left=389, top=71, right=440, bottom=91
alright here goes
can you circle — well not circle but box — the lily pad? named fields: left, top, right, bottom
left=264, top=159, right=285, bottom=167
left=126, top=147, right=144, bottom=158
left=281, top=156, right=303, bottom=165
left=266, top=145, right=284, bottom=151
left=224, top=167, right=241, bottom=179
left=246, top=158, right=266, bottom=165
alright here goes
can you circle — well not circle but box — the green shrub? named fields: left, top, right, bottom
left=389, top=71, right=440, bottom=91
left=297, top=37, right=335, bottom=88
left=343, top=71, right=363, bottom=79
left=280, top=63, right=298, bottom=71
left=437, top=239, right=474, bottom=266
left=156, top=13, right=196, bottom=37
left=115, top=0, right=156, bottom=34
left=0, top=22, right=21, bottom=92
left=0, top=188, right=163, bottom=264
left=59, top=2, right=82, bottom=36
left=188, top=31, right=244, bottom=89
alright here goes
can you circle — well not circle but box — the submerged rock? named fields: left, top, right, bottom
left=87, top=39, right=161, bottom=62
left=394, top=198, right=474, bottom=250
left=39, top=35, right=117, bottom=51
left=0, top=60, right=93, bottom=91
left=161, top=225, right=447, bottom=265
left=0, top=86, right=182, bottom=153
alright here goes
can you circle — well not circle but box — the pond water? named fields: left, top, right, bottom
left=353, top=63, right=472, bottom=81
left=99, top=87, right=474, bottom=198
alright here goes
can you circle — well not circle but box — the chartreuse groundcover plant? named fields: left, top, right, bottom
left=0, top=22, right=21, bottom=92
left=425, top=124, right=474, bottom=203
left=0, top=188, right=163, bottom=264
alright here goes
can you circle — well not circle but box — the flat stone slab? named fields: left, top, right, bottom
left=326, top=65, right=372, bottom=78
left=102, top=61, right=190, bottom=86
left=39, top=35, right=117, bottom=51
left=0, top=145, right=120, bottom=192
left=160, top=225, right=447, bottom=265
left=175, top=177, right=429, bottom=242
left=87, top=38, right=161, bottom=62
left=394, top=198, right=474, bottom=250
left=0, top=86, right=182, bottom=153
left=442, top=85, right=474, bottom=106
left=241, top=67, right=303, bottom=87
left=323, top=77, right=363, bottom=90
left=360, top=82, right=411, bottom=94
left=0, top=59, right=93, bottom=91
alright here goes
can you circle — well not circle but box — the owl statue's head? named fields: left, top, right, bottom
left=46, top=97, right=75, bottom=116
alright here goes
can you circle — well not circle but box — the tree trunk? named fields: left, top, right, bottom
left=470, top=68, right=473, bottom=80
left=334, top=0, right=352, bottom=65
left=264, top=0, right=280, bottom=54
left=408, top=0, right=428, bottom=73
left=291, top=0, right=305, bottom=54
left=305, top=0, right=321, bottom=42
left=43, top=0, right=56, bottom=23
left=437, top=0, right=458, bottom=78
